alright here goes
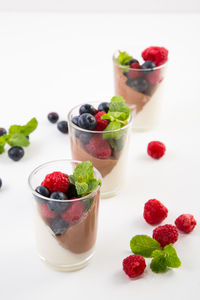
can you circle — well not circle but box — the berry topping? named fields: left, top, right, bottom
left=79, top=132, right=92, bottom=145
left=67, top=183, right=78, bottom=199
left=0, top=128, right=7, bottom=137
left=8, top=146, right=24, bottom=161
left=153, top=224, right=178, bottom=247
left=125, top=58, right=139, bottom=65
left=57, top=121, right=68, bottom=134
left=48, top=192, right=69, bottom=214
left=0, top=178, right=2, bottom=189
left=146, top=69, right=162, bottom=84
left=40, top=203, right=57, bottom=219
left=175, top=214, right=197, bottom=233
left=127, top=62, right=141, bottom=79
left=85, top=135, right=111, bottom=159
left=78, top=113, right=97, bottom=130
left=41, top=171, right=70, bottom=194
left=50, top=217, right=69, bottom=236
left=126, top=77, right=149, bottom=93
left=141, top=61, right=156, bottom=73
left=61, top=201, right=84, bottom=223
left=144, top=199, right=168, bottom=225
left=123, top=255, right=146, bottom=278
left=142, top=46, right=168, bottom=66
left=79, top=104, right=96, bottom=115
left=94, top=111, right=109, bottom=131
left=35, top=185, right=50, bottom=198
left=147, top=141, right=166, bottom=159
left=98, top=102, right=110, bottom=113
left=47, top=112, right=59, bottom=123
left=72, top=116, right=79, bottom=126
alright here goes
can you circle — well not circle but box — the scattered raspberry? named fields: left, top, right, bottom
left=175, top=214, right=197, bottom=233
left=142, top=46, right=168, bottom=66
left=153, top=224, right=178, bottom=247
left=146, top=69, right=163, bottom=84
left=123, top=255, right=146, bottom=278
left=147, top=141, right=166, bottom=159
left=41, top=171, right=70, bottom=194
left=61, top=201, right=84, bottom=223
left=40, top=203, right=57, bottom=219
left=144, top=199, right=168, bottom=225
left=128, top=62, right=141, bottom=79
left=94, top=111, right=109, bottom=131
left=85, top=135, right=111, bottom=158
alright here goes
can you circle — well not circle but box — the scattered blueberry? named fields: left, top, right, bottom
left=72, top=116, right=79, bottom=126
left=48, top=192, right=69, bottom=214
left=0, top=178, right=2, bottom=189
left=8, top=146, right=24, bottom=161
left=141, top=61, right=156, bottom=73
left=67, top=183, right=78, bottom=199
left=78, top=113, right=96, bottom=130
left=0, top=128, right=7, bottom=137
left=57, top=121, right=68, bottom=134
left=79, top=104, right=96, bottom=115
left=35, top=185, right=50, bottom=198
left=79, top=132, right=92, bottom=145
left=48, top=112, right=59, bottom=123
left=50, top=217, right=69, bottom=236
left=98, top=102, right=110, bottom=113
left=126, top=78, right=149, bottom=93
left=125, top=59, right=139, bottom=65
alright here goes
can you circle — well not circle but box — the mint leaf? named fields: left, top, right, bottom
left=7, top=133, right=30, bottom=147
left=9, top=125, right=23, bottom=135
left=150, top=250, right=168, bottom=273
left=103, top=121, right=123, bottom=140
left=163, top=244, right=181, bottom=268
left=69, top=175, right=75, bottom=185
left=110, top=95, right=126, bottom=103
left=115, top=50, right=133, bottom=66
left=21, top=117, right=38, bottom=135
left=109, top=97, right=130, bottom=120
left=0, top=135, right=7, bottom=154
left=75, top=182, right=88, bottom=196
left=130, top=235, right=161, bottom=258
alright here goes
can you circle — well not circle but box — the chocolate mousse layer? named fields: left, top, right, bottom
left=70, top=138, right=117, bottom=177
left=114, top=63, right=151, bottom=113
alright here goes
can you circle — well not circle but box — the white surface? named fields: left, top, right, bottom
left=0, top=0, right=200, bottom=13
left=0, top=12, right=200, bottom=300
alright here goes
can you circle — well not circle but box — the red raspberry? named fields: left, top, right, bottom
left=41, top=171, right=70, bottom=194
left=142, top=46, right=168, bottom=66
left=61, top=201, right=84, bottom=223
left=147, top=141, right=166, bottom=159
left=94, top=111, right=109, bottom=131
left=128, top=62, right=141, bottom=79
left=85, top=135, right=111, bottom=159
left=146, top=69, right=163, bottom=84
left=40, top=203, right=57, bottom=219
left=123, top=255, right=146, bottom=278
left=144, top=199, right=168, bottom=225
left=175, top=214, right=197, bottom=233
left=153, top=224, right=178, bottom=247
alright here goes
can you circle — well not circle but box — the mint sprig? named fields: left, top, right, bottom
left=115, top=50, right=133, bottom=66
left=69, top=161, right=101, bottom=197
left=130, top=235, right=161, bottom=258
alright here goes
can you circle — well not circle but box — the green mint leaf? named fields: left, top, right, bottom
left=9, top=125, right=22, bottom=135
left=103, top=121, right=123, bottom=140
left=75, top=182, right=88, bottom=196
left=130, top=235, right=161, bottom=258
left=150, top=250, right=168, bottom=273
left=163, top=244, right=181, bottom=268
left=102, top=111, right=127, bottom=122
left=21, top=117, right=38, bottom=136
left=0, top=135, right=7, bottom=154
left=69, top=175, right=75, bottom=185
left=88, top=179, right=102, bottom=194
left=110, top=95, right=126, bottom=104
left=115, top=50, right=133, bottom=66
left=109, top=99, right=130, bottom=121
left=7, top=133, right=30, bottom=147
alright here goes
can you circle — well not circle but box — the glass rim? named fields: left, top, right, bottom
left=67, top=101, right=133, bottom=134
left=28, top=159, right=102, bottom=203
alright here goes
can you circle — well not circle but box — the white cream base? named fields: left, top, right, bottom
left=133, top=84, right=164, bottom=130
left=34, top=212, right=94, bottom=269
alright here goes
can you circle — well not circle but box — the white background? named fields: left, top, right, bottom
left=0, top=8, right=200, bottom=300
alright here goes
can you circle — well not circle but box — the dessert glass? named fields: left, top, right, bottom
left=28, top=159, right=102, bottom=271
left=68, top=102, right=133, bottom=198
left=113, top=50, right=167, bottom=130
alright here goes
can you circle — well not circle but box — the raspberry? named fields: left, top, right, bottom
left=61, top=201, right=84, bottom=223
left=40, top=203, right=57, bottom=219
left=41, top=171, right=70, bottom=194
left=85, top=135, right=111, bottom=158
left=128, top=62, right=141, bottom=79
left=144, top=199, right=168, bottom=225
left=147, top=141, right=166, bottom=159
left=175, top=214, right=197, bottom=233
left=153, top=224, right=178, bottom=247
left=146, top=69, right=163, bottom=85
left=94, top=111, right=109, bottom=131
left=123, top=255, right=146, bottom=278
left=142, top=46, right=168, bottom=66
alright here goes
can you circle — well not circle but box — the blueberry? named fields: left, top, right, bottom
left=98, top=102, right=110, bottom=113
left=126, top=78, right=149, bottom=93
left=79, top=132, right=92, bottom=145
left=47, top=112, right=59, bottom=123
left=57, top=121, right=68, bottom=134
left=141, top=61, right=156, bottom=73
left=8, top=146, right=24, bottom=161
left=79, top=104, right=96, bottom=115
left=35, top=185, right=50, bottom=197
left=0, top=128, right=7, bottom=137
left=0, top=178, right=2, bottom=189
left=50, top=217, right=69, bottom=236
left=72, top=116, right=79, bottom=126
left=48, top=192, right=69, bottom=214
left=67, top=183, right=78, bottom=199
left=78, top=113, right=96, bottom=130
left=125, top=59, right=139, bottom=65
